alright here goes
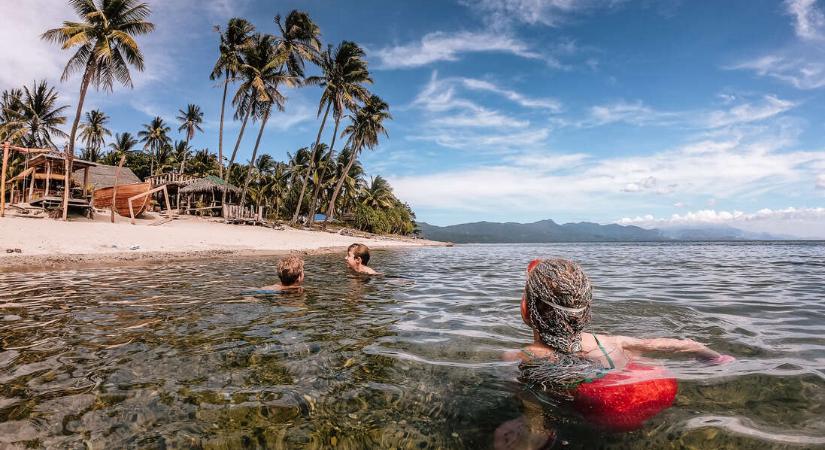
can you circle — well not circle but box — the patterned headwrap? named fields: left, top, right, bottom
left=524, top=258, right=593, bottom=354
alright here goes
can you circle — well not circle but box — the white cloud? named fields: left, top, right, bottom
left=703, top=95, right=796, bottom=128
left=459, top=78, right=563, bottom=111
left=817, top=174, right=825, bottom=189
left=584, top=95, right=797, bottom=128
left=407, top=72, right=554, bottom=150
left=731, top=54, right=825, bottom=90
left=463, top=0, right=622, bottom=29
left=618, top=207, right=825, bottom=238
left=374, top=31, right=541, bottom=69
left=0, top=0, right=74, bottom=90
left=786, top=0, right=825, bottom=41
left=392, top=123, right=825, bottom=220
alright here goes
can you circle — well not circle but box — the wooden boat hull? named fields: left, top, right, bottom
left=93, top=182, right=151, bottom=217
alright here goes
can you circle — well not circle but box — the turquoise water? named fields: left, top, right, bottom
left=1, top=242, right=824, bottom=448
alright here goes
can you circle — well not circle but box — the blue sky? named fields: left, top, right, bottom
left=3, top=0, right=825, bottom=236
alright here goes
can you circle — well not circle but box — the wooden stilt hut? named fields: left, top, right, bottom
left=1, top=146, right=96, bottom=215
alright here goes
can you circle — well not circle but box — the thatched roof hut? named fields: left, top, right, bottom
left=179, top=175, right=241, bottom=196
left=73, top=164, right=141, bottom=189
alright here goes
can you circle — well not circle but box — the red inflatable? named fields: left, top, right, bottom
left=572, top=362, right=677, bottom=431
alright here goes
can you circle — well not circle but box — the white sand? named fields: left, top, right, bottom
left=0, top=214, right=443, bottom=270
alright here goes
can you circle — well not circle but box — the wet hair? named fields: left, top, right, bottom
left=277, top=255, right=304, bottom=286
left=524, top=259, right=592, bottom=354
left=348, top=243, right=370, bottom=265
left=520, top=259, right=598, bottom=400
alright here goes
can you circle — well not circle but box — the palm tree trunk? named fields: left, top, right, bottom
left=221, top=105, right=252, bottom=212
left=239, top=107, right=270, bottom=212
left=308, top=115, right=340, bottom=225
left=325, top=142, right=360, bottom=222
left=178, top=136, right=190, bottom=173
left=291, top=101, right=331, bottom=225
left=63, top=61, right=94, bottom=221
left=217, top=77, right=229, bottom=181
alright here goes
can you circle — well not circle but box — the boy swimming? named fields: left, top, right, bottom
left=496, top=258, right=733, bottom=449
left=346, top=243, right=378, bottom=275
left=261, top=255, right=305, bottom=291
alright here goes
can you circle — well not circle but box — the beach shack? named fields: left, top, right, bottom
left=147, top=172, right=197, bottom=211
left=178, top=175, right=241, bottom=216
left=6, top=152, right=96, bottom=212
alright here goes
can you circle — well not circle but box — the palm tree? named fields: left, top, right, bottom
left=292, top=41, right=372, bottom=225
left=274, top=10, right=322, bottom=79
left=108, top=131, right=139, bottom=154
left=188, top=148, right=220, bottom=178
left=236, top=33, right=294, bottom=211
left=172, top=140, right=192, bottom=171
left=176, top=104, right=203, bottom=173
left=78, top=109, right=111, bottom=161
left=1, top=81, right=69, bottom=148
left=360, top=175, right=395, bottom=209
left=137, top=117, right=170, bottom=176
left=42, top=0, right=153, bottom=219
left=211, top=18, right=255, bottom=188
left=325, top=95, right=390, bottom=221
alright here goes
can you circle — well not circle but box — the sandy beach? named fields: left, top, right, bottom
left=0, top=214, right=445, bottom=272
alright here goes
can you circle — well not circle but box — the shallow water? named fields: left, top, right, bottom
left=1, top=242, right=824, bottom=449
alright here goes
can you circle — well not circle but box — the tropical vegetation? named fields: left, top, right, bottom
left=0, top=1, right=417, bottom=236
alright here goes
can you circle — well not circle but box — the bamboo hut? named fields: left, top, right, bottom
left=147, top=172, right=197, bottom=210
left=178, top=175, right=241, bottom=216
left=7, top=152, right=96, bottom=211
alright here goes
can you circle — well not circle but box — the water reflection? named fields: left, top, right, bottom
left=0, top=243, right=824, bottom=448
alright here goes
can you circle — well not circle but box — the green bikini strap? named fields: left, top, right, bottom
left=592, top=334, right=616, bottom=369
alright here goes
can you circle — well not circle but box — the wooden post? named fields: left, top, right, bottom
left=28, top=168, right=35, bottom=200
left=111, top=155, right=126, bottom=223
left=0, top=142, right=9, bottom=217
left=45, top=161, right=51, bottom=197
left=82, top=166, right=89, bottom=197
left=128, top=185, right=172, bottom=225
left=61, top=147, right=72, bottom=221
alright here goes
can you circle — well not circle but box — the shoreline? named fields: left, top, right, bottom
left=0, top=214, right=447, bottom=273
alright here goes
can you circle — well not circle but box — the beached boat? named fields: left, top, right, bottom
left=93, top=182, right=151, bottom=217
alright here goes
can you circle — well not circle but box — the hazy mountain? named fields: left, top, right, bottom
left=417, top=220, right=789, bottom=243
left=417, top=219, right=664, bottom=243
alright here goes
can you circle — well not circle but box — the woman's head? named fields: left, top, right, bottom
left=521, top=258, right=592, bottom=353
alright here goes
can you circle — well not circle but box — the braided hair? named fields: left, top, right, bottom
left=520, top=259, right=598, bottom=400
left=524, top=259, right=593, bottom=354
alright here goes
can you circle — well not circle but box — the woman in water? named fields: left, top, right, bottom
left=496, top=258, right=733, bottom=449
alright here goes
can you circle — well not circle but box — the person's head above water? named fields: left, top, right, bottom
left=521, top=258, right=593, bottom=354
left=346, top=243, right=377, bottom=274
left=277, top=255, right=305, bottom=287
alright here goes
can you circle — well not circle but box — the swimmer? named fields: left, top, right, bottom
left=261, top=255, right=305, bottom=292
left=495, top=258, right=734, bottom=449
left=345, top=243, right=378, bottom=275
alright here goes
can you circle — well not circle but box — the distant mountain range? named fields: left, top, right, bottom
left=416, top=220, right=788, bottom=243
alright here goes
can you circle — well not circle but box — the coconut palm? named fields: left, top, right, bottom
left=211, top=18, right=255, bottom=186
left=236, top=33, right=294, bottom=212
left=325, top=95, right=390, bottom=221
left=274, top=10, right=322, bottom=79
left=292, top=41, right=372, bottom=225
left=172, top=140, right=192, bottom=171
left=360, top=175, right=395, bottom=209
left=108, top=131, right=139, bottom=154
left=42, top=0, right=154, bottom=219
left=137, top=117, right=171, bottom=176
left=78, top=109, right=111, bottom=161
left=176, top=104, right=203, bottom=172
left=1, top=81, right=69, bottom=148
left=188, top=148, right=219, bottom=178
left=0, top=89, right=25, bottom=144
